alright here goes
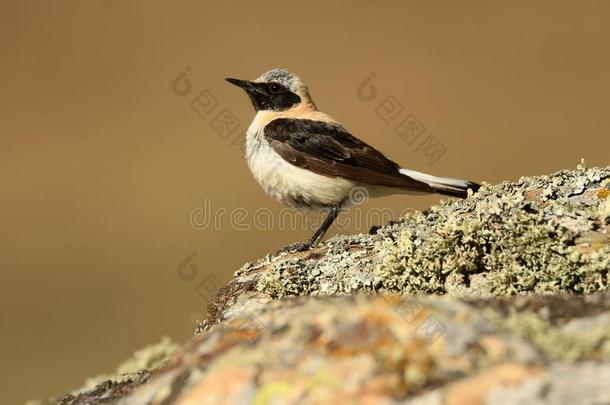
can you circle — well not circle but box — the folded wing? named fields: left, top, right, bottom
left=263, top=118, right=435, bottom=192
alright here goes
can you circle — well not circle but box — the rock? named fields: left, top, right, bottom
left=40, top=165, right=610, bottom=404
left=51, top=295, right=610, bottom=404
left=201, top=165, right=610, bottom=331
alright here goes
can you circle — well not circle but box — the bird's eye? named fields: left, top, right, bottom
left=269, top=83, right=283, bottom=94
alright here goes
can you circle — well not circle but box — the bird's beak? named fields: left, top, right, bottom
left=226, top=77, right=269, bottom=111
left=225, top=78, right=261, bottom=94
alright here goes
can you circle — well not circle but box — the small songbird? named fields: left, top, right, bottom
left=226, top=68, right=480, bottom=250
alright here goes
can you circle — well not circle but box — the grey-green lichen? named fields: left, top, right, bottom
left=256, top=233, right=379, bottom=297
left=257, top=165, right=610, bottom=298
left=487, top=308, right=610, bottom=362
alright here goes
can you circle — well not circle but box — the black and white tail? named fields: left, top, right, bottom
left=399, top=168, right=480, bottom=198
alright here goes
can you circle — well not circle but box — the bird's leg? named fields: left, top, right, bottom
left=307, top=202, right=344, bottom=247
left=279, top=200, right=345, bottom=253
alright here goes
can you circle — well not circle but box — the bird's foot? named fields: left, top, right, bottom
left=277, top=241, right=313, bottom=254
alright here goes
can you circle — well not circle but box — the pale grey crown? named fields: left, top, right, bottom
left=255, top=68, right=306, bottom=94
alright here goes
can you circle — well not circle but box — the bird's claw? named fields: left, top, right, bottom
left=277, top=241, right=313, bottom=254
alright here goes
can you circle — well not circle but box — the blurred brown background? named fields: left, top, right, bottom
left=1, top=1, right=609, bottom=402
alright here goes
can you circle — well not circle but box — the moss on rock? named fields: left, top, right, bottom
left=257, top=165, right=610, bottom=299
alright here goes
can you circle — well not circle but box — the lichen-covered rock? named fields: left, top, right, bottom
left=42, top=165, right=610, bottom=404
left=202, top=165, right=610, bottom=329
left=56, top=295, right=610, bottom=404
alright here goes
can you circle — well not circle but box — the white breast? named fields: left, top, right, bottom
left=245, top=116, right=355, bottom=209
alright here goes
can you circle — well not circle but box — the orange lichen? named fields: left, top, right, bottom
left=597, top=188, right=610, bottom=199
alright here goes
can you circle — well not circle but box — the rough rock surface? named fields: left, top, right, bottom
left=41, top=165, right=610, bottom=404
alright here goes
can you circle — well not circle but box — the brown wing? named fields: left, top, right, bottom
left=263, top=118, right=434, bottom=191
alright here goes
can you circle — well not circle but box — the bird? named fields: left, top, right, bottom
left=226, top=68, right=480, bottom=251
